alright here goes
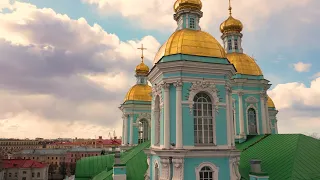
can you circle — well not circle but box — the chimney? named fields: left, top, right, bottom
left=249, top=159, right=269, bottom=180
left=113, top=152, right=126, bottom=180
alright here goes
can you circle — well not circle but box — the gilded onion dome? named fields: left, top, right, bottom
left=267, top=96, right=276, bottom=108
left=227, top=53, right=263, bottom=76
left=124, top=84, right=152, bottom=102
left=220, top=5, right=243, bottom=33
left=135, top=61, right=149, bottom=76
left=174, top=0, right=202, bottom=13
left=154, top=29, right=226, bottom=64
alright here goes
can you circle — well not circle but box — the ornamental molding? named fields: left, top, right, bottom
left=225, top=83, right=232, bottom=94
left=172, top=158, right=184, bottom=180
left=229, top=156, right=241, bottom=180
left=173, top=80, right=183, bottom=88
left=152, top=84, right=164, bottom=109
left=135, top=113, right=151, bottom=125
left=144, top=156, right=151, bottom=180
left=187, top=80, right=220, bottom=114
left=160, top=158, right=170, bottom=180
left=245, top=96, right=259, bottom=103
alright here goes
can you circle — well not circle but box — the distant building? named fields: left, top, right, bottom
left=1, top=159, right=48, bottom=180
left=0, top=140, right=43, bottom=159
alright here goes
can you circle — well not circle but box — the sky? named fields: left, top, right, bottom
left=0, top=0, right=319, bottom=139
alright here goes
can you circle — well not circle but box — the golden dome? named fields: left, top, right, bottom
left=174, top=0, right=202, bottom=13
left=154, top=29, right=226, bottom=64
left=267, top=96, right=276, bottom=108
left=227, top=53, right=263, bottom=76
left=220, top=15, right=243, bottom=33
left=135, top=61, right=149, bottom=76
left=124, top=84, right=152, bottom=102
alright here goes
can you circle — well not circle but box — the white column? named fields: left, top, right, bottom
left=163, top=83, right=170, bottom=149
left=265, top=98, right=270, bottom=134
left=129, top=114, right=133, bottom=145
left=225, top=85, right=232, bottom=147
left=260, top=92, right=267, bottom=134
left=174, top=81, right=183, bottom=149
left=228, top=91, right=235, bottom=147
left=123, top=114, right=128, bottom=146
left=238, top=92, right=245, bottom=137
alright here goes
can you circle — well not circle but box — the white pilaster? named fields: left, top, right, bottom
left=225, top=85, right=232, bottom=147
left=123, top=114, right=128, bottom=145
left=174, top=81, right=183, bottom=149
left=238, top=92, right=245, bottom=137
left=260, top=92, right=267, bottom=134
left=129, top=114, right=133, bottom=145
left=265, top=98, right=270, bottom=134
left=163, top=83, right=170, bottom=149
left=172, top=158, right=184, bottom=180
left=228, top=89, right=235, bottom=147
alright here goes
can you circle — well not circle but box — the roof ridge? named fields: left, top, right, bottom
left=242, top=134, right=270, bottom=152
left=290, top=134, right=302, bottom=179
left=122, top=141, right=150, bottom=164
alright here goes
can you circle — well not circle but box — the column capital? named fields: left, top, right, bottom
left=238, top=91, right=244, bottom=97
left=225, top=83, right=232, bottom=94
left=172, top=158, right=184, bottom=168
left=162, top=82, right=171, bottom=90
left=260, top=90, right=267, bottom=99
left=173, top=80, right=183, bottom=88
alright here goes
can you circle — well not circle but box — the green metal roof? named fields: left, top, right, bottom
left=236, top=134, right=320, bottom=180
left=75, top=141, right=150, bottom=180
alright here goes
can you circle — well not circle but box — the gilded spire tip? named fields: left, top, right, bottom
left=228, top=0, right=232, bottom=16
left=137, top=44, right=147, bottom=63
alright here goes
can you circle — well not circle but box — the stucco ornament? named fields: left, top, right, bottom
left=245, top=96, right=259, bottom=103
left=152, top=83, right=164, bottom=109
left=172, top=158, right=184, bottom=180
left=188, top=80, right=220, bottom=114
left=230, top=157, right=241, bottom=180
left=160, top=158, right=170, bottom=180
left=144, top=156, right=151, bottom=180
left=135, top=113, right=151, bottom=125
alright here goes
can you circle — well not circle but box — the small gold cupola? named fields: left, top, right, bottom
left=174, top=0, right=202, bottom=13
left=220, top=0, right=243, bottom=34
left=135, top=44, right=149, bottom=76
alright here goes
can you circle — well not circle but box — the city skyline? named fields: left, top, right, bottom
left=0, top=0, right=319, bottom=139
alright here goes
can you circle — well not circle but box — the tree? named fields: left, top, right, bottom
left=59, top=162, right=67, bottom=178
left=101, top=150, right=106, bottom=155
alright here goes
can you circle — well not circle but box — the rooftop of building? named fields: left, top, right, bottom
left=2, top=159, right=48, bottom=169
left=74, top=134, right=320, bottom=180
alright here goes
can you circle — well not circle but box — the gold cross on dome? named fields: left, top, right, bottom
left=137, top=44, right=147, bottom=62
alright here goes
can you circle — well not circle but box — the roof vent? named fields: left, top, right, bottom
left=250, top=159, right=262, bottom=173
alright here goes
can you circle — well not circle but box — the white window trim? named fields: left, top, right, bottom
left=246, top=104, right=260, bottom=135
left=188, top=80, right=219, bottom=146
left=195, top=162, right=219, bottom=180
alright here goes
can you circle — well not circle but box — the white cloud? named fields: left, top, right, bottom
left=82, top=0, right=312, bottom=31
left=313, top=72, right=320, bottom=78
left=293, top=62, right=312, bottom=72
left=268, top=77, right=320, bottom=134
left=0, top=1, right=160, bottom=139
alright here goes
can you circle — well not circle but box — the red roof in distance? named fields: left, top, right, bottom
left=2, top=159, right=48, bottom=169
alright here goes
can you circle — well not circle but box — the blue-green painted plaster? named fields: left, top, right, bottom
left=159, top=54, right=230, bottom=64
left=113, top=166, right=126, bottom=175
left=163, top=72, right=226, bottom=80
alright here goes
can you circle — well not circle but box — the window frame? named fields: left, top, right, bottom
left=195, top=162, right=219, bottom=180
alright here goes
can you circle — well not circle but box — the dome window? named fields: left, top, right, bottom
left=234, top=39, right=238, bottom=50
left=190, top=18, right=195, bottom=29
left=228, top=39, right=232, bottom=51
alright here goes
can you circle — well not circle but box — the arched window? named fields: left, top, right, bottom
left=228, top=39, right=232, bottom=50
left=154, top=95, right=160, bottom=146
left=138, top=119, right=149, bottom=144
left=195, top=162, right=219, bottom=180
left=199, top=166, right=213, bottom=180
left=193, top=93, right=214, bottom=145
left=248, top=108, right=257, bottom=134
left=190, top=18, right=195, bottom=29
left=37, top=172, right=40, bottom=178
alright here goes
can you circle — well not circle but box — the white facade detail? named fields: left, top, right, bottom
left=172, top=158, right=184, bottom=180
left=163, top=82, right=171, bottom=149
left=195, top=162, right=219, bottom=180
left=229, top=157, right=241, bottom=180
left=160, top=159, right=170, bottom=180
left=238, top=92, right=245, bottom=138
left=174, top=80, right=183, bottom=149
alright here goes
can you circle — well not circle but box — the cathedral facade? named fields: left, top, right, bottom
left=119, top=0, right=279, bottom=179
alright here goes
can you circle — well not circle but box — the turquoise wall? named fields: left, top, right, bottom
left=113, top=166, right=126, bottom=175
left=184, top=157, right=230, bottom=180
left=169, top=84, right=176, bottom=144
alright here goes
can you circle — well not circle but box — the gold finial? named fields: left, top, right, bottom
left=137, top=44, right=147, bottom=62
left=228, top=0, right=232, bottom=16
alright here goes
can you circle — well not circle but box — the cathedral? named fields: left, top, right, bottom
left=74, top=0, right=320, bottom=180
